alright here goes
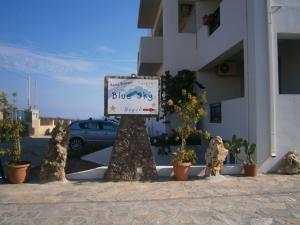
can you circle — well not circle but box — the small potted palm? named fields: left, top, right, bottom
left=168, top=89, right=210, bottom=180
left=225, top=135, right=257, bottom=176
left=243, top=140, right=257, bottom=176
left=0, top=92, right=31, bottom=183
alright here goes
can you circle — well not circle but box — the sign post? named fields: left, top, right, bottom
left=104, top=76, right=159, bottom=181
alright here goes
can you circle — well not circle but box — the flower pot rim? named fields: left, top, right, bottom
left=244, top=163, right=258, bottom=167
left=7, top=161, right=31, bottom=168
left=173, top=161, right=192, bottom=166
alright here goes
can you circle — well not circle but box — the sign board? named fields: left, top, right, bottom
left=104, top=76, right=160, bottom=116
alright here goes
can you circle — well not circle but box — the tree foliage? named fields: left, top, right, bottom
left=0, top=92, right=23, bottom=163
left=224, top=135, right=256, bottom=165
left=161, top=70, right=196, bottom=116
left=168, top=89, right=210, bottom=164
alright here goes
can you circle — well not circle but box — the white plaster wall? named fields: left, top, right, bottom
left=37, top=125, right=55, bottom=136
left=202, top=98, right=247, bottom=140
left=276, top=95, right=300, bottom=156
left=246, top=0, right=270, bottom=172
left=180, top=6, right=196, bottom=33
left=273, top=0, right=300, bottom=33
left=30, top=119, right=55, bottom=136
left=138, top=0, right=300, bottom=173
left=196, top=0, right=219, bottom=31
left=139, top=36, right=163, bottom=64
left=258, top=2, right=300, bottom=172
left=145, top=118, right=165, bottom=137
left=197, top=0, right=246, bottom=69
left=67, top=165, right=242, bottom=180
left=162, top=0, right=199, bottom=74
left=196, top=70, right=243, bottom=104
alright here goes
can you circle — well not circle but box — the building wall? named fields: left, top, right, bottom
left=146, top=118, right=165, bottom=137
left=245, top=0, right=271, bottom=172
left=162, top=0, right=199, bottom=74
left=196, top=0, right=219, bottom=31
left=202, top=98, right=247, bottom=140
left=258, top=0, right=300, bottom=172
left=139, top=36, right=163, bottom=64
left=273, top=0, right=300, bottom=33
left=138, top=0, right=300, bottom=172
left=197, top=0, right=246, bottom=69
left=245, top=0, right=300, bottom=172
left=180, top=5, right=196, bottom=33
left=196, top=69, right=243, bottom=104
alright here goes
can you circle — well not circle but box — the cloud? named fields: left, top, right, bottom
left=96, top=45, right=115, bottom=54
left=0, top=42, right=136, bottom=86
left=54, top=75, right=103, bottom=86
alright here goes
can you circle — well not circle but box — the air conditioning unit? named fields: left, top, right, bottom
left=217, top=62, right=238, bottom=76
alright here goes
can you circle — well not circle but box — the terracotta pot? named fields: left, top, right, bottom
left=173, top=162, right=192, bottom=181
left=244, top=164, right=258, bottom=176
left=7, top=161, right=31, bottom=184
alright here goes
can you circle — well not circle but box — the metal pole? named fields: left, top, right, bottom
left=266, top=0, right=277, bottom=157
left=27, top=76, right=31, bottom=110
left=34, top=80, right=37, bottom=108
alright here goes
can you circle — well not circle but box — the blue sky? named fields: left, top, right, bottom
left=0, top=0, right=146, bottom=119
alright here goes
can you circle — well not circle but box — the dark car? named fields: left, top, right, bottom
left=69, top=119, right=118, bottom=151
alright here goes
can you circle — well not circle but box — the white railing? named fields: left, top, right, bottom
left=138, top=36, right=163, bottom=66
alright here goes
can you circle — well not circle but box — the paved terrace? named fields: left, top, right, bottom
left=0, top=174, right=299, bottom=225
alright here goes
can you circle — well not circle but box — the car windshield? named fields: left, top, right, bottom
left=79, top=122, right=89, bottom=129
left=88, top=121, right=101, bottom=130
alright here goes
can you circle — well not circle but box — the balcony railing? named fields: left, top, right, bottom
left=138, top=37, right=163, bottom=65
left=138, top=36, right=163, bottom=75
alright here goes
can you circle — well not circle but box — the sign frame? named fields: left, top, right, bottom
left=104, top=76, right=161, bottom=117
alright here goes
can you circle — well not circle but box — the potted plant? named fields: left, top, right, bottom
left=168, top=89, right=210, bottom=180
left=243, top=140, right=257, bottom=176
left=225, top=135, right=257, bottom=176
left=0, top=92, right=31, bottom=183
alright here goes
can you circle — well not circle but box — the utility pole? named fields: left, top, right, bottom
left=27, top=75, right=31, bottom=110
left=34, top=80, right=37, bottom=109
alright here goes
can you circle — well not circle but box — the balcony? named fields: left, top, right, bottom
left=197, top=0, right=246, bottom=69
left=138, top=36, right=163, bottom=76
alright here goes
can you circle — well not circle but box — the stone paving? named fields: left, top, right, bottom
left=0, top=174, right=299, bottom=225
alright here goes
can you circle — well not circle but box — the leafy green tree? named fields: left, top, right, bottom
left=168, top=89, right=210, bottom=164
left=0, top=92, right=23, bottom=163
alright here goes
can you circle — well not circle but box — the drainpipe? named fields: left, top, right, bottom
left=266, top=0, right=277, bottom=157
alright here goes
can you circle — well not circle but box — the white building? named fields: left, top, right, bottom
left=137, top=0, right=300, bottom=172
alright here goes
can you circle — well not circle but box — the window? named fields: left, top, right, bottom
left=178, top=2, right=196, bottom=33
left=79, top=122, right=89, bottom=129
left=102, top=122, right=117, bottom=131
left=278, top=39, right=300, bottom=94
left=88, top=122, right=101, bottom=130
left=70, top=122, right=80, bottom=130
left=208, top=7, right=220, bottom=35
left=210, top=103, right=221, bottom=123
